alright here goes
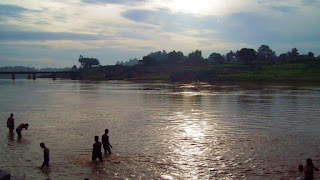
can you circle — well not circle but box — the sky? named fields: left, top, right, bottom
left=0, top=0, right=319, bottom=68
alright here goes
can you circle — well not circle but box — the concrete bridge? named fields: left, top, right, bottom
left=0, top=71, right=72, bottom=80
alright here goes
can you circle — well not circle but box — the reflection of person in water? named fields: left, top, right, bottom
left=298, top=164, right=304, bottom=180
left=16, top=123, right=28, bottom=138
left=40, top=143, right=50, bottom=169
left=7, top=113, right=15, bottom=133
left=304, top=158, right=319, bottom=180
left=102, top=129, right=112, bottom=155
left=299, top=164, right=304, bottom=171
left=92, top=136, right=103, bottom=161
left=7, top=132, right=14, bottom=142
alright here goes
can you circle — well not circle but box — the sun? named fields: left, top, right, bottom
left=169, top=0, right=225, bottom=16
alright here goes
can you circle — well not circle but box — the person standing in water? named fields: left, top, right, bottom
left=92, top=136, right=103, bottom=161
left=7, top=113, right=15, bottom=133
left=102, top=129, right=112, bottom=155
left=16, top=123, right=28, bottom=138
left=40, top=143, right=50, bottom=169
left=304, top=158, right=319, bottom=180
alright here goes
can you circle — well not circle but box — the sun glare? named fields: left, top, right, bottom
left=169, top=0, right=225, bottom=15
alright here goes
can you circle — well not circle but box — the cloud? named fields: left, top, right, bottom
left=122, top=8, right=209, bottom=33
left=302, top=0, right=320, bottom=6
left=81, top=0, right=147, bottom=5
left=0, top=4, right=32, bottom=19
left=122, top=7, right=320, bottom=46
left=269, top=5, right=297, bottom=13
left=122, top=9, right=277, bottom=43
left=9, top=57, right=54, bottom=63
left=0, top=0, right=319, bottom=67
left=0, top=30, right=104, bottom=41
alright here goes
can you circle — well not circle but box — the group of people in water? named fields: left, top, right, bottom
left=6, top=113, right=112, bottom=172
left=7, top=113, right=28, bottom=138
left=5, top=113, right=319, bottom=179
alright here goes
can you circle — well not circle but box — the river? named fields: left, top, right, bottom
left=0, top=79, right=320, bottom=179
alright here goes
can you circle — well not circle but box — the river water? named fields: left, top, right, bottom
left=0, top=79, right=320, bottom=180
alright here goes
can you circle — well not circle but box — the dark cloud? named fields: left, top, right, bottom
left=0, top=4, right=30, bottom=19
left=82, top=0, right=146, bottom=5
left=0, top=31, right=103, bottom=41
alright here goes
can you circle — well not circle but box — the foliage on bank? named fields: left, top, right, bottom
left=73, top=45, right=320, bottom=83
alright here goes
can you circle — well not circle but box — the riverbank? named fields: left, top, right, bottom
left=69, top=61, right=320, bottom=84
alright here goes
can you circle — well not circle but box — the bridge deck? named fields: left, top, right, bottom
left=0, top=71, right=70, bottom=74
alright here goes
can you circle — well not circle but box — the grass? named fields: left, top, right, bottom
left=142, top=74, right=170, bottom=80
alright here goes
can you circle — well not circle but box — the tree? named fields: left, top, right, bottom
left=278, top=53, right=288, bottom=62
left=225, top=51, right=236, bottom=62
left=71, top=65, right=77, bottom=71
left=287, top=48, right=299, bottom=59
left=141, top=56, right=157, bottom=65
left=167, top=50, right=184, bottom=64
left=237, top=48, right=257, bottom=64
left=186, top=50, right=205, bottom=65
left=78, top=55, right=100, bottom=68
left=208, top=52, right=224, bottom=64
left=148, top=50, right=168, bottom=62
left=308, top=52, right=314, bottom=58
left=257, top=45, right=276, bottom=63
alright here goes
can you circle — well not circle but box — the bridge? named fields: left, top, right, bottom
left=0, top=71, right=72, bottom=80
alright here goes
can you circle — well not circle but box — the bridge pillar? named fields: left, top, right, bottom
left=12, top=73, right=15, bottom=80
left=52, top=73, right=56, bottom=80
left=32, top=73, right=36, bottom=80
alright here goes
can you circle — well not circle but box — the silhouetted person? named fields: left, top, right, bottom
left=304, top=158, right=319, bottom=180
left=16, top=123, right=28, bottom=138
left=102, top=129, right=112, bottom=155
left=92, top=136, right=102, bottom=161
left=40, top=143, right=50, bottom=169
left=7, top=113, right=15, bottom=133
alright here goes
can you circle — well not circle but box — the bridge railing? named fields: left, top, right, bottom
left=0, top=71, right=71, bottom=80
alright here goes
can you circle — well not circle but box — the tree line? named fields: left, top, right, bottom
left=116, top=45, right=318, bottom=66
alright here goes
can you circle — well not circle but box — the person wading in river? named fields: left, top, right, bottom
left=7, top=113, right=15, bottom=133
left=92, top=136, right=103, bottom=161
left=304, top=158, right=319, bottom=180
left=40, top=143, right=50, bottom=169
left=16, top=123, right=28, bottom=138
left=102, top=129, right=112, bottom=155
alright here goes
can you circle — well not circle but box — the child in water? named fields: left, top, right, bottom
left=40, top=143, right=50, bottom=169
left=102, top=129, right=112, bottom=155
left=16, top=123, right=28, bottom=138
left=92, top=136, right=103, bottom=161
left=7, top=113, right=15, bottom=133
